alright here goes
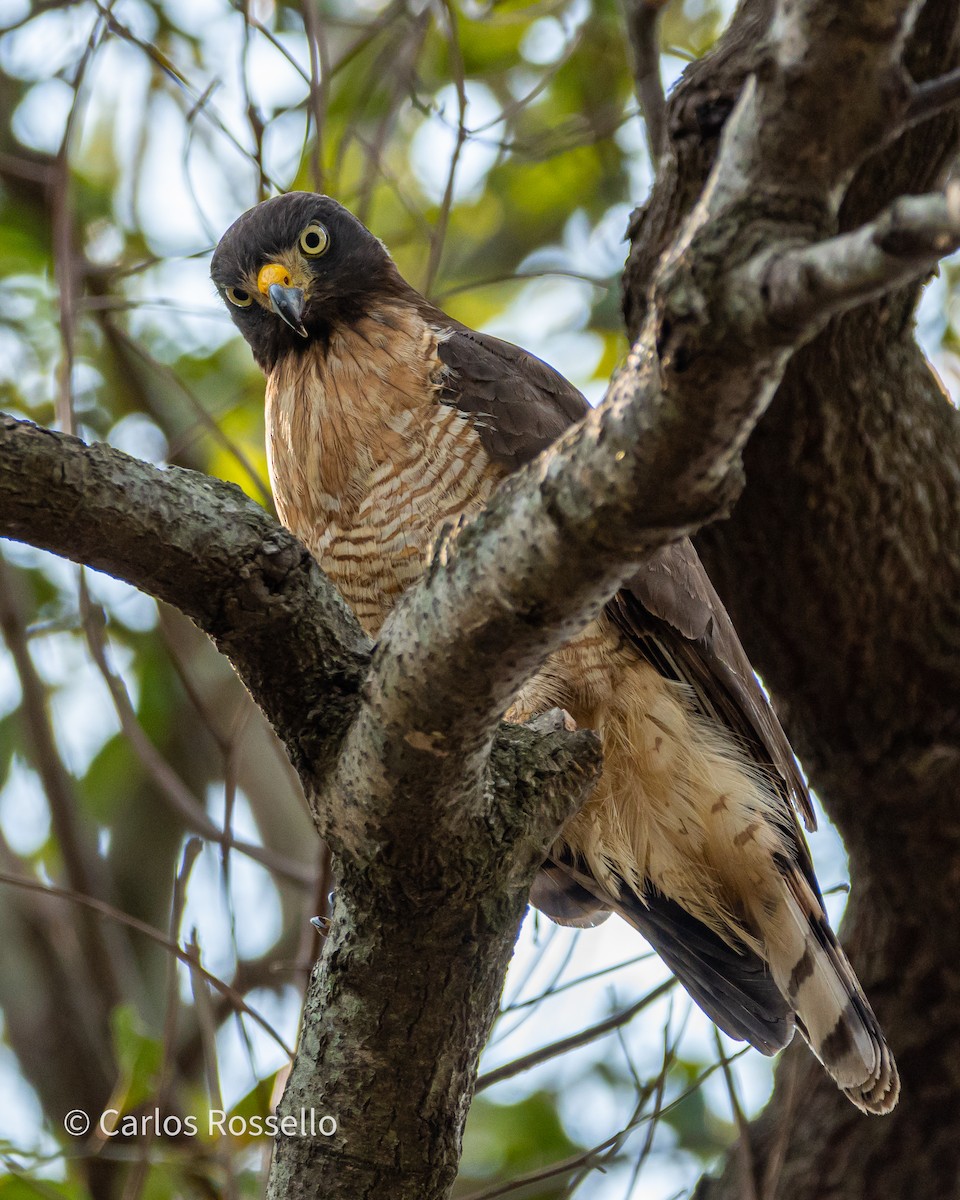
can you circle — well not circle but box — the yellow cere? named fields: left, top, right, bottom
left=257, top=262, right=293, bottom=294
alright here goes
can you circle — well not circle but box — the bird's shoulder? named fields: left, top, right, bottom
left=421, top=309, right=589, bottom=470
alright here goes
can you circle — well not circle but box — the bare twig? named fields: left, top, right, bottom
left=461, top=1046, right=750, bottom=1200
left=714, top=1029, right=759, bottom=1200
left=490, top=933, right=579, bottom=1046
left=99, top=318, right=274, bottom=507
left=92, top=3, right=285, bottom=191
left=0, top=870, right=295, bottom=1056
left=906, top=65, right=960, bottom=129
left=476, top=979, right=674, bottom=1091
left=187, top=928, right=241, bottom=1200
left=423, top=0, right=469, bottom=295
left=498, top=951, right=654, bottom=1015
left=52, top=4, right=112, bottom=435
left=116, top=838, right=203, bottom=1200
left=0, top=558, right=128, bottom=1006
left=621, top=0, right=670, bottom=168
left=300, top=0, right=330, bottom=192
left=78, top=593, right=313, bottom=886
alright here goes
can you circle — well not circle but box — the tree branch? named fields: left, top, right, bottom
left=621, top=0, right=669, bottom=168
left=906, top=63, right=960, bottom=127
left=0, top=413, right=368, bottom=786
left=737, top=185, right=960, bottom=335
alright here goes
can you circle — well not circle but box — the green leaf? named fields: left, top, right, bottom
left=107, top=1003, right=164, bottom=1114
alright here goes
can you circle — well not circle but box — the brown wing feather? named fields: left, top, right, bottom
left=434, top=320, right=814, bottom=830
left=434, top=324, right=587, bottom=468
left=433, top=320, right=823, bottom=1051
left=611, top=544, right=816, bottom=832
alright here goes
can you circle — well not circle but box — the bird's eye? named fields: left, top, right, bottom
left=299, top=222, right=330, bottom=257
left=225, top=286, right=253, bottom=308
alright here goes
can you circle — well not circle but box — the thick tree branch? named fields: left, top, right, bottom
left=737, top=185, right=960, bottom=334
left=0, top=413, right=368, bottom=786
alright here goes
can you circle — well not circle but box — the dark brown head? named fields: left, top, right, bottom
left=211, top=193, right=407, bottom=372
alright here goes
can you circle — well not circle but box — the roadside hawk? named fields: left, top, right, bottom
left=212, top=192, right=898, bottom=1114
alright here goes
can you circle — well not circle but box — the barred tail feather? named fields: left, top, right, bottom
left=532, top=855, right=797, bottom=1055
left=530, top=853, right=899, bottom=1114
left=768, top=865, right=899, bottom=1115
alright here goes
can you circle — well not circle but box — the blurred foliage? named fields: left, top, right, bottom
left=457, top=1091, right=585, bottom=1198
left=0, top=0, right=770, bottom=1197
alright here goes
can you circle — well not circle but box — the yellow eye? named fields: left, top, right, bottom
left=299, top=222, right=330, bottom=257
left=225, top=286, right=253, bottom=308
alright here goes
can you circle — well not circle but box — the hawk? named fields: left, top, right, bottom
left=212, top=192, right=898, bottom=1114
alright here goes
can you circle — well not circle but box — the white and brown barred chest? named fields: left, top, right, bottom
left=264, top=304, right=503, bottom=636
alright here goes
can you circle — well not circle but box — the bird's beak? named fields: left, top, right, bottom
left=267, top=283, right=308, bottom=338
left=257, top=262, right=308, bottom=337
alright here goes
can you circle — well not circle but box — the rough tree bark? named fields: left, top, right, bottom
left=3, top=0, right=960, bottom=1197
left=623, top=1, right=960, bottom=1196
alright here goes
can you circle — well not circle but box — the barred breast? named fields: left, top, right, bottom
left=264, top=305, right=503, bottom=636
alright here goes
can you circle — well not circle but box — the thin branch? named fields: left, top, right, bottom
left=489, top=929, right=576, bottom=1048
left=77, top=591, right=312, bottom=885
left=52, top=5, right=114, bottom=436
left=423, top=0, right=469, bottom=295
left=621, top=0, right=669, bottom=168
left=0, top=557, right=128, bottom=1006
left=116, top=838, right=202, bottom=1200
left=476, top=979, right=674, bottom=1092
left=92, top=2, right=285, bottom=192
left=906, top=65, right=960, bottom=128
left=461, top=1047, right=750, bottom=1200
left=186, top=928, right=241, bottom=1200
left=0, top=870, right=294, bottom=1057
left=714, top=1029, right=759, bottom=1200
left=300, top=0, right=330, bottom=193
left=498, top=951, right=654, bottom=1015
left=99, top=320, right=273, bottom=506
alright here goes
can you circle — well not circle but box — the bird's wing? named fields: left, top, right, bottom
left=544, top=849, right=795, bottom=1053
left=436, top=324, right=588, bottom=468
left=436, top=323, right=814, bottom=828
left=609, top=544, right=817, bottom=832
left=436, top=322, right=818, bottom=1047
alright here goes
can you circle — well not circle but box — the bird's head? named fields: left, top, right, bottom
left=211, top=192, right=403, bottom=371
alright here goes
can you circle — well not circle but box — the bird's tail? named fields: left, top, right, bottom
left=763, top=859, right=899, bottom=1114
left=532, top=851, right=899, bottom=1115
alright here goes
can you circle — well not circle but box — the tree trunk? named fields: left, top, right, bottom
left=623, top=2, right=960, bottom=1194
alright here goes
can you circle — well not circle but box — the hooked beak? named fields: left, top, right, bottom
left=267, top=283, right=308, bottom=338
